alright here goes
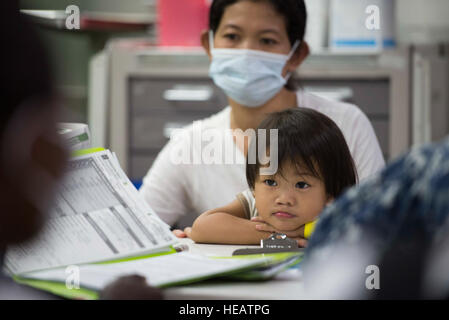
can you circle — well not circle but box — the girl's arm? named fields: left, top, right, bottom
left=188, top=199, right=272, bottom=245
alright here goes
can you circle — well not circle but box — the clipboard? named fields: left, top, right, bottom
left=233, top=233, right=304, bottom=255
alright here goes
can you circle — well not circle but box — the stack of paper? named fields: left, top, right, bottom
left=4, top=148, right=178, bottom=275
left=18, top=252, right=271, bottom=292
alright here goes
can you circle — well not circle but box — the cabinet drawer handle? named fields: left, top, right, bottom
left=163, top=87, right=213, bottom=102
left=163, top=122, right=189, bottom=138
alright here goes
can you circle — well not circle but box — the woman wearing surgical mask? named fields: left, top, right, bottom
left=140, top=0, right=385, bottom=237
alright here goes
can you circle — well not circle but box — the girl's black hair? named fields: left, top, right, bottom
left=246, top=108, right=358, bottom=199
left=208, top=0, right=307, bottom=90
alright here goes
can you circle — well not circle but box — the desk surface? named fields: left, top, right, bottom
left=163, top=238, right=307, bottom=300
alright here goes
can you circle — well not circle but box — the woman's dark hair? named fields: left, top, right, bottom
left=209, top=0, right=307, bottom=90
left=246, top=108, right=358, bottom=199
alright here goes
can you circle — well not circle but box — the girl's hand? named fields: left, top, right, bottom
left=172, top=229, right=186, bottom=238
left=250, top=216, right=309, bottom=248
left=172, top=227, right=192, bottom=238
left=183, top=227, right=192, bottom=238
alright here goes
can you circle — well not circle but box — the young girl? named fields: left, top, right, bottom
left=184, top=108, right=357, bottom=246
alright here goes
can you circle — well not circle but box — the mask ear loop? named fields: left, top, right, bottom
left=284, top=40, right=301, bottom=81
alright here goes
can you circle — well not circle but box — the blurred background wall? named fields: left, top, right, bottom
left=19, top=0, right=154, bottom=122
left=19, top=0, right=449, bottom=123
left=396, top=0, right=449, bottom=44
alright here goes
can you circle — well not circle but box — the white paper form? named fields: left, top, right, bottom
left=22, top=252, right=270, bottom=290
left=96, top=151, right=173, bottom=243
left=5, top=150, right=177, bottom=275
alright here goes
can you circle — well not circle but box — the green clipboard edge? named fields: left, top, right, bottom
left=13, top=276, right=99, bottom=300
left=13, top=250, right=302, bottom=300
left=158, top=252, right=304, bottom=286
left=222, top=252, right=304, bottom=281
left=117, top=252, right=297, bottom=290
left=13, top=247, right=177, bottom=300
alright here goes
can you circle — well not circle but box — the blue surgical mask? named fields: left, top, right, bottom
left=208, top=31, right=300, bottom=107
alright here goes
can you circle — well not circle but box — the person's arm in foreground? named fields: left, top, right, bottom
left=100, top=275, right=163, bottom=300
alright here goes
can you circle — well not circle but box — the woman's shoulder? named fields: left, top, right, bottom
left=297, top=90, right=367, bottom=125
left=186, top=106, right=231, bottom=131
left=167, top=106, right=231, bottom=143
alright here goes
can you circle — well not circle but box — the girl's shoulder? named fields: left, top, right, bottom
left=236, top=189, right=257, bottom=219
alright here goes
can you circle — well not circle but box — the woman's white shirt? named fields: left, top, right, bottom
left=139, top=90, right=385, bottom=226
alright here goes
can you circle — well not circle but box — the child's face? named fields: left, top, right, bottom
left=253, top=161, right=331, bottom=232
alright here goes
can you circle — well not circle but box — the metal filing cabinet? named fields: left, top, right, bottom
left=302, top=79, right=391, bottom=158
left=129, top=77, right=227, bottom=180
